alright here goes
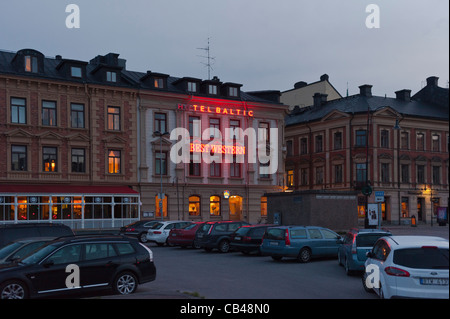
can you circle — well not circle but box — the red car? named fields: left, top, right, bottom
left=167, top=222, right=205, bottom=248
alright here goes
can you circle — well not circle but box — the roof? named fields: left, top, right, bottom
left=286, top=93, right=449, bottom=126
left=0, top=185, right=139, bottom=195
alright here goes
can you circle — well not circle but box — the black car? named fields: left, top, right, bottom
left=194, top=221, right=249, bottom=253
left=119, top=220, right=160, bottom=243
left=0, top=223, right=74, bottom=248
left=0, top=235, right=156, bottom=299
left=230, top=224, right=274, bottom=255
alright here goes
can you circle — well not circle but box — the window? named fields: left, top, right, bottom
left=210, top=196, right=221, bottom=216
left=106, top=71, right=117, bottom=82
left=334, top=164, right=343, bottom=184
left=189, top=153, right=201, bottom=176
left=107, top=107, right=121, bottom=130
left=381, top=163, right=390, bottom=183
left=315, top=135, right=323, bottom=152
left=85, top=243, right=117, bottom=260
left=70, top=66, right=82, bottom=78
left=46, top=245, right=81, bottom=265
left=300, top=168, right=308, bottom=186
left=187, top=82, right=197, bottom=93
left=401, top=197, right=409, bottom=218
left=154, top=78, right=164, bottom=88
left=108, top=150, right=121, bottom=174
left=380, top=130, right=389, bottom=148
left=300, top=138, right=308, bottom=155
left=208, top=85, right=217, bottom=95
left=155, top=152, right=167, bottom=175
left=315, top=166, right=324, bottom=185
left=308, top=229, right=323, bottom=239
left=261, top=196, right=267, bottom=217
left=71, top=148, right=86, bottom=173
left=42, top=101, right=57, bottom=126
left=230, top=155, right=241, bottom=177
left=229, top=87, right=238, bottom=97
left=287, top=170, right=294, bottom=187
left=356, top=163, right=367, bottom=183
left=432, top=166, right=441, bottom=185
left=321, top=229, right=339, bottom=239
left=11, top=98, right=26, bottom=124
left=210, top=161, right=221, bottom=177
left=189, top=196, right=201, bottom=216
left=417, top=165, right=425, bottom=184
left=115, top=243, right=135, bottom=255
left=260, top=160, right=270, bottom=178
left=286, top=140, right=293, bottom=156
left=401, top=164, right=409, bottom=183
left=355, top=130, right=367, bottom=147
left=155, top=195, right=168, bottom=218
left=11, top=145, right=27, bottom=171
left=372, top=240, right=391, bottom=261
left=154, top=113, right=167, bottom=133
left=43, top=147, right=57, bottom=172
left=401, top=132, right=409, bottom=149
left=259, top=122, right=270, bottom=144
left=71, top=104, right=85, bottom=128
left=209, top=118, right=220, bottom=139
left=416, top=133, right=425, bottom=151
left=229, top=120, right=240, bottom=140
left=432, top=134, right=440, bottom=152
left=24, top=56, right=38, bottom=73
left=189, top=116, right=200, bottom=138
left=334, top=132, right=342, bottom=150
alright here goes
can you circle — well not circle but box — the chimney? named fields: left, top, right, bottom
left=320, top=74, right=329, bottom=82
left=313, top=93, right=327, bottom=107
left=426, top=76, right=439, bottom=87
left=55, top=55, right=62, bottom=60
left=395, top=89, right=411, bottom=102
left=359, top=84, right=373, bottom=97
left=294, top=81, right=308, bottom=89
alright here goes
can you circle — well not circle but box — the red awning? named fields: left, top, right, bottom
left=0, top=184, right=139, bottom=195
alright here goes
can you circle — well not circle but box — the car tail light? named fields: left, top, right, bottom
left=126, top=228, right=135, bottom=232
left=351, top=235, right=357, bottom=254
left=385, top=267, right=410, bottom=277
left=285, top=229, right=291, bottom=246
left=153, top=231, right=162, bottom=234
left=243, top=236, right=251, bottom=242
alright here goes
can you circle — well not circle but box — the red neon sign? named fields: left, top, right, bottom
left=178, top=104, right=253, bottom=117
left=190, top=143, right=246, bottom=155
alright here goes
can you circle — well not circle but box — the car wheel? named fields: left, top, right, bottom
left=298, top=248, right=312, bottom=263
left=139, top=233, right=148, bottom=243
left=0, top=280, right=28, bottom=299
left=218, top=240, right=230, bottom=253
left=113, top=272, right=138, bottom=295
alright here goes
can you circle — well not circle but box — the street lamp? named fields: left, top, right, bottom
left=393, top=118, right=401, bottom=226
left=153, top=130, right=170, bottom=220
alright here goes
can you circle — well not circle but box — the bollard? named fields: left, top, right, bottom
left=411, top=215, right=417, bottom=227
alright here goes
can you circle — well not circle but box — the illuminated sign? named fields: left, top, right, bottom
left=223, top=190, right=230, bottom=199
left=190, top=143, right=246, bottom=155
left=178, top=104, right=253, bottom=117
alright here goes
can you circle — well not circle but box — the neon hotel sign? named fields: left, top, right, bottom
left=178, top=103, right=254, bottom=117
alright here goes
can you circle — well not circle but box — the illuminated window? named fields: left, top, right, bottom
left=24, top=56, right=38, bottom=73
left=43, top=147, right=57, bottom=172
left=154, top=78, right=164, bottom=88
left=210, top=196, right=221, bottom=216
left=108, top=150, right=121, bottom=174
left=401, top=197, right=409, bottom=218
left=261, top=196, right=267, bottom=217
left=189, top=196, right=200, bottom=216
left=107, top=106, right=121, bottom=130
left=287, top=170, right=294, bottom=187
left=155, top=195, right=168, bottom=218
left=229, top=195, right=243, bottom=218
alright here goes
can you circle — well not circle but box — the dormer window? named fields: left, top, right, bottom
left=154, top=78, right=164, bottom=89
left=106, top=71, right=117, bottom=83
left=208, top=85, right=218, bottom=95
left=187, top=82, right=197, bottom=93
left=70, top=66, right=82, bottom=78
left=24, top=56, right=38, bottom=73
left=229, top=87, right=238, bottom=97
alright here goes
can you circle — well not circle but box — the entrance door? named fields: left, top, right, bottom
left=229, top=196, right=243, bottom=221
left=417, top=197, right=424, bottom=221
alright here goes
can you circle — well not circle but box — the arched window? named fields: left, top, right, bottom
left=189, top=196, right=200, bottom=216
left=210, top=196, right=221, bottom=216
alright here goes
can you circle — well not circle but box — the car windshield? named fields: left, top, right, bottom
left=394, top=248, right=449, bottom=269
left=20, top=243, right=61, bottom=265
left=0, top=242, right=23, bottom=259
left=356, top=234, right=389, bottom=247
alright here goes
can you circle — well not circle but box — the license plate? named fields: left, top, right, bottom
left=420, top=278, right=449, bottom=286
left=270, top=241, right=279, bottom=246
left=235, top=236, right=241, bottom=241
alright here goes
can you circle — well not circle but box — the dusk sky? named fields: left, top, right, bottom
left=1, top=0, right=448, bottom=98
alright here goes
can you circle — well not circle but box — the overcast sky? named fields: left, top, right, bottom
left=1, top=0, right=448, bottom=97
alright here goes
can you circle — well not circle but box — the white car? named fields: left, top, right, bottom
left=363, top=236, right=449, bottom=299
left=146, top=221, right=192, bottom=246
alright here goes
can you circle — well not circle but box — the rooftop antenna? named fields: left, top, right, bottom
left=197, top=37, right=215, bottom=80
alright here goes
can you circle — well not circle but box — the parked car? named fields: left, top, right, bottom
left=146, top=221, right=192, bottom=246
left=260, top=226, right=342, bottom=262
left=338, top=228, right=392, bottom=275
left=119, top=220, right=160, bottom=243
left=167, top=222, right=205, bottom=248
left=0, top=223, right=74, bottom=248
left=0, top=237, right=56, bottom=264
left=194, top=221, right=249, bottom=253
left=0, top=234, right=156, bottom=299
left=230, top=224, right=274, bottom=255
left=363, top=236, right=449, bottom=299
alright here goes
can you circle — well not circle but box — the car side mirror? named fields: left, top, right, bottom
left=336, top=236, right=344, bottom=244
left=366, top=251, right=374, bottom=258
